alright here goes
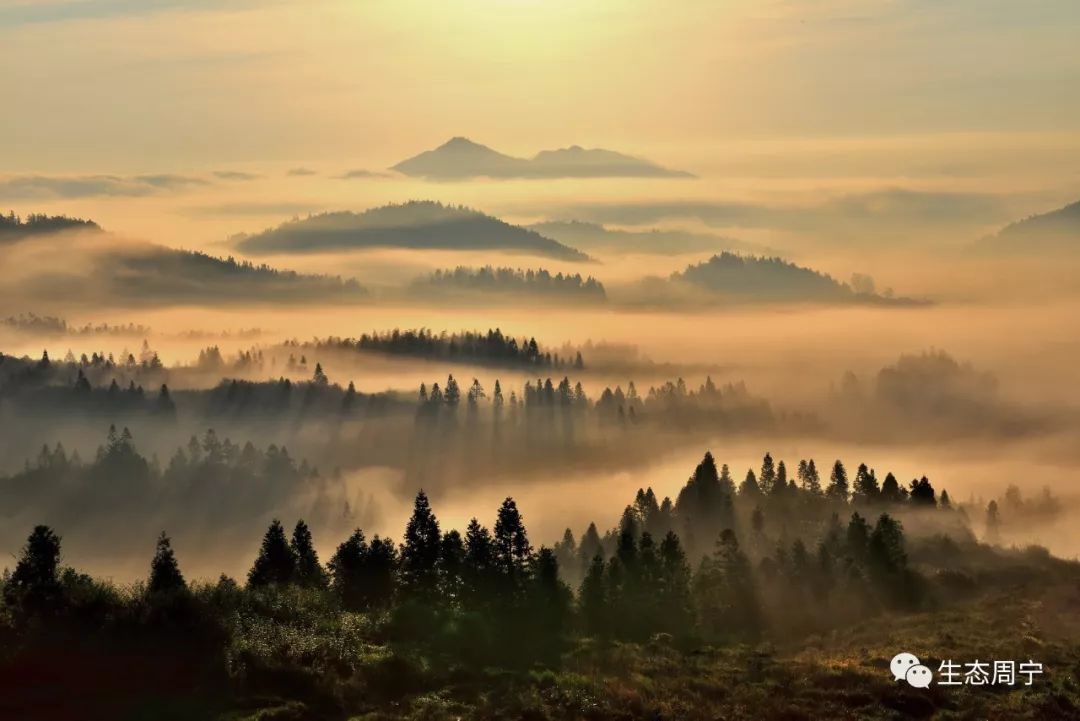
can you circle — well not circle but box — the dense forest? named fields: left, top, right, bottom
left=311, top=328, right=585, bottom=370
left=2, top=313, right=151, bottom=337
left=1, top=445, right=1072, bottom=720
left=0, top=211, right=99, bottom=242
left=411, top=266, right=606, bottom=301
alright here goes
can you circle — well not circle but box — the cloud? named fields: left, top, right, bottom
left=286, top=167, right=317, bottom=177
left=0, top=173, right=208, bottom=200
left=540, top=189, right=1012, bottom=234
left=0, top=0, right=274, bottom=27
left=212, top=170, right=261, bottom=181
left=181, top=201, right=322, bottom=217
left=337, top=169, right=393, bottom=179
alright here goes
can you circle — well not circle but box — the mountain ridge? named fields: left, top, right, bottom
left=391, top=137, right=693, bottom=180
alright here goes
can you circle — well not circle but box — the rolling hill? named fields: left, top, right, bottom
left=980, top=199, right=1080, bottom=253
left=652, top=252, right=919, bottom=306
left=235, top=201, right=590, bottom=261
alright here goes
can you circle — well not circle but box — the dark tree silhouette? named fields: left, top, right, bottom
left=5, top=525, right=63, bottom=611
left=401, top=490, right=442, bottom=595
left=291, top=520, right=328, bottom=588
left=148, top=532, right=186, bottom=594
left=248, top=519, right=297, bottom=587
left=827, top=460, right=849, bottom=502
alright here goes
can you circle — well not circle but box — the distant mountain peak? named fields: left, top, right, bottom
left=441, top=136, right=483, bottom=148
left=391, top=138, right=692, bottom=180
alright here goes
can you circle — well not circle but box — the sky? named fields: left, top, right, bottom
left=2, top=0, right=1080, bottom=247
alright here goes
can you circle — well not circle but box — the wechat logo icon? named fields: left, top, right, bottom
left=891, top=652, right=933, bottom=688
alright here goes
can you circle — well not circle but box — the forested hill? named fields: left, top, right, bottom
left=411, top=266, right=606, bottom=301
left=0, top=212, right=99, bottom=243
left=95, top=246, right=368, bottom=304
left=234, top=201, right=590, bottom=261
left=670, top=252, right=913, bottom=305
left=981, top=199, right=1080, bottom=253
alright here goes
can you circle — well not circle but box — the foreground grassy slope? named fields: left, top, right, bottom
left=220, top=578, right=1080, bottom=721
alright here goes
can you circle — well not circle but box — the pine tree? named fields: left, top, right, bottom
left=577, top=522, right=604, bottom=576
left=5, top=525, right=63, bottom=609
left=291, top=520, right=327, bottom=588
left=579, top=554, right=608, bottom=638
left=827, top=460, right=849, bottom=502
left=771, top=460, right=788, bottom=496
left=908, top=476, right=937, bottom=506
left=527, top=547, right=571, bottom=656
left=494, top=497, right=532, bottom=580
left=148, top=532, right=186, bottom=594
left=364, top=535, right=398, bottom=607
left=804, top=459, right=822, bottom=495
left=444, top=374, right=461, bottom=406
left=658, top=531, right=693, bottom=633
left=867, top=513, right=907, bottom=577
left=463, top=518, right=495, bottom=607
left=401, top=490, right=441, bottom=595
left=739, top=468, right=761, bottom=496
left=880, top=472, right=904, bottom=503
left=328, top=529, right=368, bottom=610
left=845, top=512, right=870, bottom=561
left=852, top=463, right=880, bottom=503
left=248, top=519, right=297, bottom=587
left=438, top=530, right=466, bottom=602
left=759, top=453, right=776, bottom=494
left=342, top=381, right=357, bottom=411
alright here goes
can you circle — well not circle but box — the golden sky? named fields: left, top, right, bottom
left=2, top=0, right=1080, bottom=246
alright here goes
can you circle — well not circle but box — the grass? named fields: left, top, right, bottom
left=219, top=578, right=1080, bottom=721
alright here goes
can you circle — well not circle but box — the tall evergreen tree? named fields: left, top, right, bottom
left=463, top=518, right=496, bottom=607
left=803, top=459, right=822, bottom=495
left=577, top=522, right=604, bottom=576
left=579, top=554, right=609, bottom=638
left=759, top=452, right=776, bottom=494
left=438, top=530, right=466, bottom=602
left=880, top=472, right=904, bottom=503
left=5, top=525, right=63, bottom=610
left=291, top=520, right=327, bottom=588
left=845, top=512, right=870, bottom=561
left=494, top=497, right=532, bottom=581
left=827, top=460, right=849, bottom=502
left=148, top=531, right=186, bottom=594
left=248, top=519, right=297, bottom=587
left=527, top=547, right=571, bottom=657
left=401, top=490, right=442, bottom=595
left=739, top=468, right=761, bottom=496
left=658, top=531, right=693, bottom=634
left=771, top=460, right=788, bottom=496
left=908, top=476, right=937, bottom=506
left=328, top=529, right=368, bottom=610
left=852, top=463, right=881, bottom=503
